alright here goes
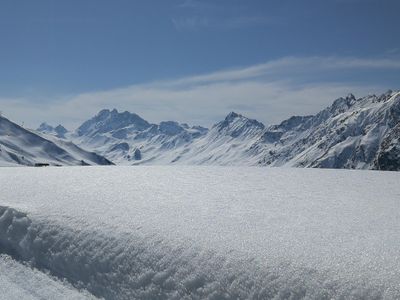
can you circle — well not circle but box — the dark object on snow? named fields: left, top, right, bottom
left=133, top=148, right=142, bottom=160
left=81, top=160, right=90, bottom=166
left=34, top=163, right=50, bottom=167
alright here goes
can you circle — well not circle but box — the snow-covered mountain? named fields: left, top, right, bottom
left=37, top=122, right=68, bottom=139
left=0, top=115, right=113, bottom=167
left=253, top=90, right=400, bottom=170
left=67, top=91, right=399, bottom=170
left=70, top=108, right=209, bottom=165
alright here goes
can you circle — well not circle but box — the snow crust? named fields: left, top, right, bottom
left=1, top=166, right=400, bottom=299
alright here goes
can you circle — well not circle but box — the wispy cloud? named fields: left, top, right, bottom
left=159, top=56, right=400, bottom=86
left=1, top=56, right=399, bottom=129
left=177, top=0, right=216, bottom=10
left=171, top=15, right=276, bottom=31
left=385, top=48, right=400, bottom=55
left=171, top=16, right=210, bottom=31
left=172, top=0, right=278, bottom=31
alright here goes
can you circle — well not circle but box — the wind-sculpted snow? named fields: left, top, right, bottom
left=1, top=167, right=400, bottom=299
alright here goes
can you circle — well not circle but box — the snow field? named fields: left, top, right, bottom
left=0, top=166, right=400, bottom=299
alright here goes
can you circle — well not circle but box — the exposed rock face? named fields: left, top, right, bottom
left=77, top=109, right=151, bottom=137
left=374, top=123, right=400, bottom=171
left=133, top=148, right=142, bottom=160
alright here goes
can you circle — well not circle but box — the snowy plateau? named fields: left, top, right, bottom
left=0, top=166, right=400, bottom=299
left=1, top=90, right=399, bottom=170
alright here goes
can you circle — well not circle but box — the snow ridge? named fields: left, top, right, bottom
left=1, top=167, right=400, bottom=299
left=1, top=203, right=398, bottom=300
left=0, top=205, right=330, bottom=300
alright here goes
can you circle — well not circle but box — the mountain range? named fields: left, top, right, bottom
left=0, top=115, right=113, bottom=166
left=1, top=90, right=399, bottom=170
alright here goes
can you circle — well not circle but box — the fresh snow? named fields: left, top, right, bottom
left=1, top=166, right=400, bottom=299
left=0, top=254, right=96, bottom=300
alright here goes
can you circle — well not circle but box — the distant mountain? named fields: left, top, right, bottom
left=37, top=122, right=68, bottom=138
left=40, top=90, right=400, bottom=171
left=0, top=115, right=113, bottom=167
left=76, top=109, right=151, bottom=137
left=252, top=91, right=400, bottom=170
left=214, top=112, right=265, bottom=138
left=70, top=108, right=208, bottom=164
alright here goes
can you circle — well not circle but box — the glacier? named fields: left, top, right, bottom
left=1, top=166, right=400, bottom=299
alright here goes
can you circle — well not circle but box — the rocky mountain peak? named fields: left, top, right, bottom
left=213, top=112, right=265, bottom=138
left=77, top=109, right=151, bottom=136
left=37, top=123, right=68, bottom=138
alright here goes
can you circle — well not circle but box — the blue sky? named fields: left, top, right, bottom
left=1, top=0, right=400, bottom=128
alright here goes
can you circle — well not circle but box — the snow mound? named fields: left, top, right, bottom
left=1, top=167, right=400, bottom=299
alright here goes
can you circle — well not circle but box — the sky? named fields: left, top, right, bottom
left=0, top=0, right=400, bottom=129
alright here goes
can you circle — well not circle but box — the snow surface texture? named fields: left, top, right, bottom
left=0, top=115, right=113, bottom=167
left=1, top=166, right=400, bottom=299
left=61, top=90, right=400, bottom=170
left=0, top=254, right=96, bottom=300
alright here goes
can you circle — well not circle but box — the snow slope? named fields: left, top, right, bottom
left=0, top=254, right=97, bottom=300
left=0, top=115, right=113, bottom=166
left=254, top=90, right=400, bottom=169
left=1, top=166, right=400, bottom=299
left=68, top=90, right=400, bottom=170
